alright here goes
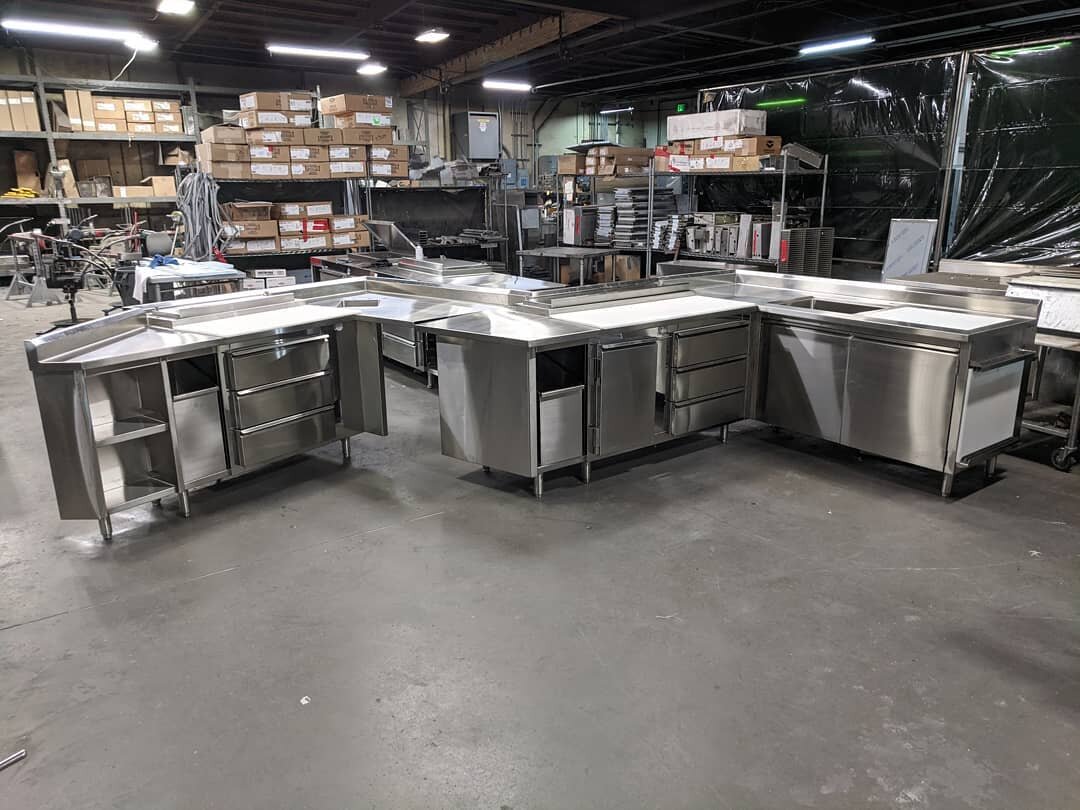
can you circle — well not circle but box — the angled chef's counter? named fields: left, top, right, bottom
left=26, top=266, right=1040, bottom=539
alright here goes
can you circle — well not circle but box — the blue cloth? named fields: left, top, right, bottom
left=149, top=254, right=179, bottom=268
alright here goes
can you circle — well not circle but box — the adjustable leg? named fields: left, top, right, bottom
left=580, top=459, right=591, bottom=483
left=984, top=456, right=998, bottom=479
left=720, top=424, right=729, bottom=444
left=99, top=515, right=113, bottom=542
left=941, top=473, right=955, bottom=498
left=178, top=490, right=191, bottom=518
left=533, top=472, right=544, bottom=499
left=341, top=437, right=352, bottom=462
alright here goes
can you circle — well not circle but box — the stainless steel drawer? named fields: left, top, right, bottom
left=233, top=406, right=337, bottom=468
left=232, top=372, right=337, bottom=429
left=381, top=322, right=416, bottom=341
left=672, top=358, right=747, bottom=402
left=381, top=332, right=420, bottom=369
left=227, top=334, right=330, bottom=390
left=670, top=390, right=744, bottom=435
left=539, top=385, right=584, bottom=467
left=672, top=324, right=748, bottom=369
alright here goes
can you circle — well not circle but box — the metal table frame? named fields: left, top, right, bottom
left=1023, top=332, right=1080, bottom=471
left=516, top=246, right=621, bottom=286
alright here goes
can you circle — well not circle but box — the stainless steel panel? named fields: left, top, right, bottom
left=232, top=373, right=336, bottom=429
left=381, top=332, right=421, bottom=369
left=172, top=389, right=228, bottom=485
left=336, top=320, right=388, bottom=437
left=227, top=334, right=330, bottom=390
left=842, top=337, right=959, bottom=471
left=671, top=390, right=745, bottom=435
left=234, top=407, right=337, bottom=468
left=33, top=371, right=104, bottom=519
left=672, top=324, right=748, bottom=368
left=437, top=337, right=536, bottom=477
left=539, top=385, right=584, bottom=466
left=672, top=359, right=747, bottom=402
left=763, top=324, right=849, bottom=442
left=597, top=340, right=657, bottom=457
left=381, top=321, right=416, bottom=341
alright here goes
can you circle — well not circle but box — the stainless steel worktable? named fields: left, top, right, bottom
left=517, top=246, right=622, bottom=286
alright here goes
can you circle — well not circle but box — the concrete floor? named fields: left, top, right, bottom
left=2, top=292, right=1079, bottom=810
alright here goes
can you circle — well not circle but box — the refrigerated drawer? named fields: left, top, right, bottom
left=233, top=406, right=337, bottom=467
left=670, top=390, right=744, bottom=435
left=232, top=372, right=337, bottom=429
left=672, top=323, right=748, bottom=368
left=227, top=334, right=330, bottom=390
left=672, top=358, right=747, bottom=402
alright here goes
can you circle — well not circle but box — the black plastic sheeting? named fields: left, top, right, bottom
left=702, top=58, right=956, bottom=266
left=948, top=42, right=1080, bottom=264
left=370, top=187, right=486, bottom=240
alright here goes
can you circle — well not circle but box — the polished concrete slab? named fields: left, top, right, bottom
left=2, top=293, right=1079, bottom=809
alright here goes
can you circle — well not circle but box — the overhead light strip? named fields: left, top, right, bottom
left=1, top=18, right=157, bottom=50
left=267, top=43, right=370, bottom=60
left=799, top=35, right=875, bottom=56
left=755, top=97, right=806, bottom=108
left=482, top=79, right=532, bottom=92
left=599, top=106, right=634, bottom=115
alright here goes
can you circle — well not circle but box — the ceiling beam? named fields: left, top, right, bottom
left=399, top=10, right=609, bottom=96
left=340, top=0, right=419, bottom=45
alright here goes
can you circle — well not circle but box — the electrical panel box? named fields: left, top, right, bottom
left=451, top=111, right=500, bottom=161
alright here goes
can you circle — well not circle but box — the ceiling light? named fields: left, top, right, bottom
left=357, top=62, right=387, bottom=75
left=157, top=0, right=195, bottom=14
left=415, top=28, right=449, bottom=43
left=599, top=106, right=634, bottom=115
left=267, top=43, right=370, bottom=60
left=482, top=79, right=532, bottom=92
left=2, top=18, right=157, bottom=50
left=799, top=35, right=875, bottom=56
left=755, top=97, right=806, bottom=108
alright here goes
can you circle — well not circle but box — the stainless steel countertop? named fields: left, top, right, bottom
left=419, top=309, right=603, bottom=348
left=335, top=293, right=489, bottom=325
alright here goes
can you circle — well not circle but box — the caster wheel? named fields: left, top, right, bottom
left=1051, top=447, right=1076, bottom=472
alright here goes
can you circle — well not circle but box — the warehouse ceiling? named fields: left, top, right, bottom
left=4, top=0, right=1080, bottom=99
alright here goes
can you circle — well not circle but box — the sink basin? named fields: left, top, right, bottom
left=786, top=297, right=881, bottom=314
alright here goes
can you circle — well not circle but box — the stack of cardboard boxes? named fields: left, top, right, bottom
left=584, top=146, right=653, bottom=176
left=222, top=199, right=371, bottom=256
left=62, top=92, right=184, bottom=135
left=222, top=202, right=280, bottom=255
left=242, top=268, right=296, bottom=290
left=0, top=89, right=41, bottom=132
left=656, top=110, right=781, bottom=173
left=317, top=94, right=403, bottom=178
left=237, top=91, right=315, bottom=180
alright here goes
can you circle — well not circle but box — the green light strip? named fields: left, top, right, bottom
left=756, top=97, right=807, bottom=108
left=988, top=41, right=1070, bottom=57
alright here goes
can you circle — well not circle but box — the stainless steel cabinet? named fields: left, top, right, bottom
left=842, top=337, right=958, bottom=470
left=595, top=339, right=657, bottom=456
left=172, top=388, right=227, bottom=485
left=763, top=324, right=849, bottom=442
left=539, top=385, right=584, bottom=466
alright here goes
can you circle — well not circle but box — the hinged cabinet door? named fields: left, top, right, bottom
left=595, top=339, right=657, bottom=457
left=335, top=320, right=388, bottom=436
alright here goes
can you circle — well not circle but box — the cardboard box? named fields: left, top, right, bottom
left=289, top=145, right=328, bottom=162
left=282, top=92, right=313, bottom=112
left=366, top=144, right=408, bottom=162
left=0, top=93, right=14, bottom=131
left=245, top=128, right=303, bottom=145
left=303, top=128, right=343, bottom=145
left=558, top=154, right=586, bottom=175
left=152, top=100, right=181, bottom=114
left=275, top=201, right=333, bottom=218
left=241, top=277, right=266, bottom=289
left=340, top=127, right=393, bottom=145
left=318, top=94, right=393, bottom=115
left=201, top=125, right=247, bottom=144
left=322, top=111, right=391, bottom=128
left=224, top=201, right=274, bottom=221
left=329, top=161, right=365, bottom=177
left=599, top=163, right=648, bottom=176
left=6, top=91, right=25, bottom=130
left=201, top=161, right=251, bottom=180
left=75, top=158, right=111, bottom=180
left=607, top=254, right=642, bottom=282
left=224, top=241, right=247, bottom=255
left=665, top=155, right=705, bottom=173
left=113, top=185, right=155, bottom=198
left=248, top=144, right=290, bottom=162
left=597, top=146, right=652, bottom=158
left=92, top=97, right=126, bottom=119
left=731, top=155, right=764, bottom=172
left=278, top=218, right=329, bottom=235
left=164, top=147, right=192, bottom=166
left=129, top=123, right=156, bottom=134
left=123, top=98, right=153, bottom=112
left=243, top=237, right=279, bottom=254
left=265, top=276, right=297, bottom=288
left=229, top=219, right=278, bottom=238
left=368, top=161, right=408, bottom=178
left=237, top=110, right=311, bottom=129
left=667, top=109, right=766, bottom=141
left=126, top=110, right=154, bottom=123
left=155, top=122, right=184, bottom=135
left=196, top=142, right=249, bottom=163
left=280, top=234, right=329, bottom=251
left=76, top=90, right=95, bottom=131
left=63, top=90, right=82, bottom=130
left=239, top=91, right=312, bottom=112
left=21, top=91, right=40, bottom=131
left=250, top=162, right=290, bottom=178
left=13, top=150, right=40, bottom=192
left=290, top=161, right=331, bottom=179
left=141, top=175, right=177, bottom=196
left=700, top=135, right=781, bottom=156
left=155, top=111, right=180, bottom=124
left=330, top=215, right=366, bottom=232
left=252, top=268, right=286, bottom=278
left=327, top=145, right=366, bottom=161
left=96, top=120, right=128, bottom=133
left=331, top=231, right=371, bottom=249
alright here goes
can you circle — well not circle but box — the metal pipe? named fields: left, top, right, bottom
left=0, top=750, right=26, bottom=772
left=934, top=48, right=972, bottom=265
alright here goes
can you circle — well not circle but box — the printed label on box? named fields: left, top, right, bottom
left=251, top=163, right=289, bottom=176
left=333, top=234, right=355, bottom=246
left=281, top=235, right=329, bottom=250
left=307, top=203, right=333, bottom=216
left=330, top=161, right=365, bottom=173
left=332, top=217, right=356, bottom=230
left=245, top=239, right=278, bottom=252
left=289, top=98, right=312, bottom=111
left=290, top=147, right=313, bottom=160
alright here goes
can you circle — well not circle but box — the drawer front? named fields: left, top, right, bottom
left=228, top=334, right=330, bottom=390
left=234, top=406, right=337, bottom=468
left=381, top=322, right=415, bottom=341
left=381, top=332, right=420, bottom=369
left=673, top=324, right=748, bottom=368
left=672, top=358, right=747, bottom=402
left=670, top=390, right=744, bottom=436
left=539, top=385, right=584, bottom=467
left=233, top=372, right=337, bottom=429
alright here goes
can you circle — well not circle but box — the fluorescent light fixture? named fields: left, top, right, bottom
left=157, top=0, right=195, bottom=14
left=599, top=106, right=634, bottom=115
left=799, top=34, right=875, bottom=56
left=989, top=41, right=1070, bottom=57
left=357, top=62, right=387, bottom=75
left=267, top=43, right=370, bottom=60
left=1, top=18, right=157, bottom=50
left=415, top=28, right=449, bottom=43
left=755, top=97, right=806, bottom=108
left=482, top=79, right=532, bottom=92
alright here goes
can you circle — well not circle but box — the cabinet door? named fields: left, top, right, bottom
left=842, top=337, right=958, bottom=470
left=336, top=320, right=388, bottom=436
left=596, top=339, right=657, bottom=457
left=763, top=324, right=849, bottom=442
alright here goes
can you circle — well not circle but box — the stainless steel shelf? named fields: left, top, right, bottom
left=56, top=132, right=196, bottom=143
left=104, top=477, right=175, bottom=511
left=0, top=196, right=176, bottom=206
left=231, top=247, right=343, bottom=258
left=94, top=416, right=169, bottom=447
left=0, top=131, right=48, bottom=139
